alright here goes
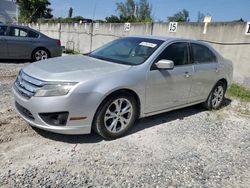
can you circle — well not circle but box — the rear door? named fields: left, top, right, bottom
left=0, top=25, right=8, bottom=58
left=189, top=42, right=220, bottom=101
left=5, top=26, right=33, bottom=59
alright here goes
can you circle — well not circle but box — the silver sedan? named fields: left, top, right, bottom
left=12, top=36, right=233, bottom=139
left=0, top=24, right=62, bottom=61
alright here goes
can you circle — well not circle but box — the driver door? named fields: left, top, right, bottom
left=145, top=42, right=193, bottom=113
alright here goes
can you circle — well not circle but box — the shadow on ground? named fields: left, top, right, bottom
left=33, top=127, right=103, bottom=144
left=34, top=98, right=232, bottom=143
left=129, top=104, right=205, bottom=136
left=0, top=59, right=31, bottom=64
left=129, top=98, right=231, bottom=136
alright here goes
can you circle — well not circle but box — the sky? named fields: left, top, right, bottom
left=49, top=0, right=250, bottom=22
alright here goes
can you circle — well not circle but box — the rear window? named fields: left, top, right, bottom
left=8, top=27, right=28, bottom=37
left=0, top=25, right=7, bottom=36
left=28, top=30, right=39, bottom=38
left=191, top=43, right=217, bottom=63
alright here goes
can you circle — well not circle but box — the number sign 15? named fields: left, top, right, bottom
left=245, top=22, right=250, bottom=35
left=169, top=22, right=178, bottom=33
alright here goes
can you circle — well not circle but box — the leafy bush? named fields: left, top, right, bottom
left=227, top=83, right=250, bottom=102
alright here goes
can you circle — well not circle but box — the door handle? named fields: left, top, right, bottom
left=184, top=72, right=191, bottom=78
left=215, top=68, right=220, bottom=73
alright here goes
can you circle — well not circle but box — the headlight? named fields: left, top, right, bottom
left=35, top=83, right=77, bottom=97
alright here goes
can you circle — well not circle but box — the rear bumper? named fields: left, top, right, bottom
left=12, top=86, right=96, bottom=135
left=50, top=46, right=62, bottom=58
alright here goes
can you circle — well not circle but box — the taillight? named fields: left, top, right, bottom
left=56, top=40, right=61, bottom=46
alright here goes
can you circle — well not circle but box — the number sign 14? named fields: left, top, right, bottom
left=124, top=23, right=131, bottom=31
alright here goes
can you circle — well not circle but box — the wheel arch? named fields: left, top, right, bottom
left=203, top=78, right=228, bottom=110
left=92, top=88, right=142, bottom=125
left=31, top=47, right=51, bottom=59
left=217, top=78, right=228, bottom=90
left=208, top=78, right=228, bottom=98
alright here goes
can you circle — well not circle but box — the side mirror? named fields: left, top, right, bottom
left=155, top=59, right=174, bottom=70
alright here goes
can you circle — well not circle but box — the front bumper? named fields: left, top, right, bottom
left=12, top=86, right=96, bottom=135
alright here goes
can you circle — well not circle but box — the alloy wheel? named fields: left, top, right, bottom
left=35, top=50, right=48, bottom=61
left=104, top=98, right=133, bottom=133
left=211, top=85, right=224, bottom=108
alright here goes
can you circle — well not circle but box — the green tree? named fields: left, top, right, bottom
left=116, top=0, right=136, bottom=18
left=68, top=7, right=73, bottom=18
left=16, top=0, right=53, bottom=23
left=137, top=0, right=152, bottom=22
left=167, top=9, right=189, bottom=22
left=47, top=16, right=84, bottom=23
left=106, top=0, right=152, bottom=23
left=197, top=11, right=205, bottom=22
left=119, top=15, right=138, bottom=22
left=105, top=15, right=121, bottom=23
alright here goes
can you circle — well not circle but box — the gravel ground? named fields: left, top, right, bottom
left=0, top=61, right=249, bottom=187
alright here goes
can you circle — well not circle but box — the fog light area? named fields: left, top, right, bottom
left=39, top=112, right=69, bottom=126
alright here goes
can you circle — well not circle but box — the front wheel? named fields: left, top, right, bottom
left=203, top=81, right=226, bottom=110
left=93, top=94, right=138, bottom=139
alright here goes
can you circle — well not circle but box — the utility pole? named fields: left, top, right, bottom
left=134, top=5, right=137, bottom=17
left=16, top=4, right=19, bottom=24
left=90, top=0, right=97, bottom=52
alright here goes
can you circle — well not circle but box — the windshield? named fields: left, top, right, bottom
left=88, top=37, right=164, bottom=65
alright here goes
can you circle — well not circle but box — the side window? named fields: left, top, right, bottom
left=157, top=42, right=189, bottom=66
left=191, top=43, right=217, bottom=63
left=0, top=25, right=7, bottom=36
left=8, top=27, right=28, bottom=37
left=28, top=30, right=39, bottom=38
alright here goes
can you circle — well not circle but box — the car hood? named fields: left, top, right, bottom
left=23, top=55, right=132, bottom=82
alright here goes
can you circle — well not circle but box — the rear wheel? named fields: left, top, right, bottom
left=203, top=81, right=226, bottom=110
left=93, top=94, right=137, bottom=139
left=32, top=48, right=49, bottom=61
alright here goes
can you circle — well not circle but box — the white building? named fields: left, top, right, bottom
left=0, top=0, right=18, bottom=24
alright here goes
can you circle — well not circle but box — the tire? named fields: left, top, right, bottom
left=93, top=93, right=138, bottom=139
left=32, top=48, right=49, bottom=62
left=203, top=81, right=226, bottom=110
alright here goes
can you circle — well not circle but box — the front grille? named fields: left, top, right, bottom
left=14, top=70, right=45, bottom=99
left=15, top=102, right=35, bottom=120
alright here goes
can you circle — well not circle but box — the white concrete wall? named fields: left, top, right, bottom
left=91, top=23, right=152, bottom=50
left=29, top=22, right=250, bottom=88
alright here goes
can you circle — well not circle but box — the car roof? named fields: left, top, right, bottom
left=0, top=23, right=45, bottom=38
left=0, top=23, right=39, bottom=32
left=123, top=35, right=215, bottom=48
left=123, top=35, right=202, bottom=43
left=123, top=35, right=173, bottom=41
